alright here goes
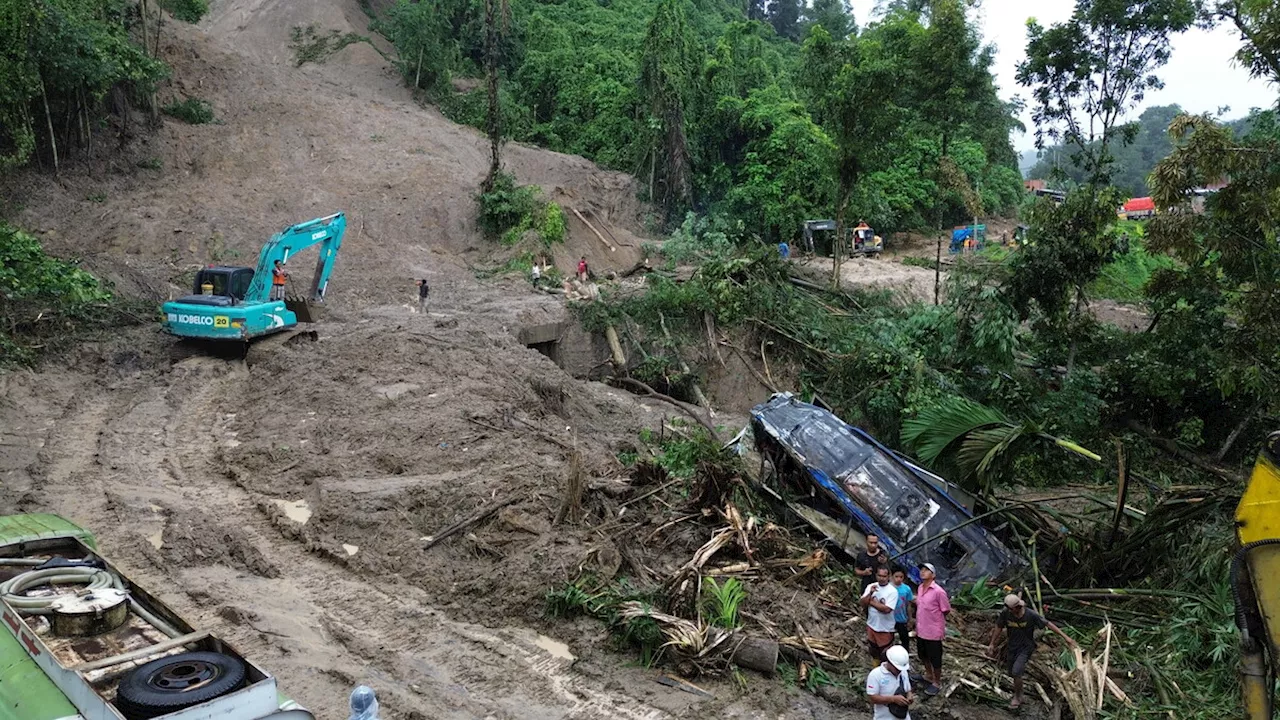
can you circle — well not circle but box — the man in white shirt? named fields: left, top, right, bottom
left=860, top=565, right=899, bottom=663
left=866, top=645, right=914, bottom=719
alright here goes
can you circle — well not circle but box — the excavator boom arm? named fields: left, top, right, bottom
left=246, top=212, right=346, bottom=303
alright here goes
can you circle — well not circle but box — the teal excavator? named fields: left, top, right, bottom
left=161, top=212, right=345, bottom=342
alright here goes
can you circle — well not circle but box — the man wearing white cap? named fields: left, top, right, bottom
left=988, top=593, right=1077, bottom=709
left=866, top=644, right=914, bottom=719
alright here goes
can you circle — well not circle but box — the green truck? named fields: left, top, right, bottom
left=0, top=514, right=314, bottom=720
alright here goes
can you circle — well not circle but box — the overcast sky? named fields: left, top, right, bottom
left=848, top=0, right=1277, bottom=159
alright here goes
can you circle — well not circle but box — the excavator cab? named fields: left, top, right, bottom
left=182, top=266, right=255, bottom=306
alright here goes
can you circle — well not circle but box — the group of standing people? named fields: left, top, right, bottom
left=856, top=535, right=1076, bottom=718
left=409, top=254, right=594, bottom=315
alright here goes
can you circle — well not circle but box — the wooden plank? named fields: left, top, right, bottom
left=72, top=631, right=210, bottom=673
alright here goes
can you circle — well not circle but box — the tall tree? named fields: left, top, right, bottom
left=768, top=0, right=803, bottom=41
left=639, top=0, right=701, bottom=222
left=1143, top=112, right=1280, bottom=444
left=1213, top=0, right=1280, bottom=82
left=907, top=0, right=990, bottom=300
left=1018, top=0, right=1198, bottom=187
left=481, top=0, right=510, bottom=191
left=801, top=25, right=901, bottom=287
left=1012, top=0, right=1196, bottom=370
left=804, top=0, right=853, bottom=41
left=0, top=0, right=165, bottom=173
left=911, top=0, right=987, bottom=158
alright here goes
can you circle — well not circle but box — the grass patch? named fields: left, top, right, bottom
left=289, top=25, right=368, bottom=67
left=900, top=255, right=936, bottom=270
left=638, top=424, right=723, bottom=479
left=1089, top=234, right=1176, bottom=303
left=136, top=157, right=162, bottom=170
left=162, top=97, right=215, bottom=124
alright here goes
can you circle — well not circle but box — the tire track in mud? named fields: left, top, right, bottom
left=16, top=354, right=673, bottom=719
left=28, top=393, right=113, bottom=513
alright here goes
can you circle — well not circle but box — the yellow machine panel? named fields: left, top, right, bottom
left=1235, top=431, right=1280, bottom=719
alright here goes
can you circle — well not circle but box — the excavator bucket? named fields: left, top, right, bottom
left=284, top=296, right=322, bottom=323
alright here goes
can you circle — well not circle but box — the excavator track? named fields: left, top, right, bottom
left=168, top=338, right=253, bottom=364
left=243, top=328, right=319, bottom=367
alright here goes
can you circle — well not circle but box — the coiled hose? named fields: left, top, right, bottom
left=1231, top=538, right=1280, bottom=635
left=0, top=566, right=120, bottom=614
left=0, top=566, right=182, bottom=638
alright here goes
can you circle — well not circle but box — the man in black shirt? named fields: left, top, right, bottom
left=854, top=534, right=890, bottom=591
left=417, top=278, right=429, bottom=314
left=988, top=594, right=1077, bottom=709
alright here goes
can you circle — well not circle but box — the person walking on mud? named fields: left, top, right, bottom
left=860, top=566, right=899, bottom=664
left=416, top=278, right=430, bottom=313
left=988, top=593, right=1077, bottom=709
left=577, top=256, right=589, bottom=282
left=271, top=260, right=288, bottom=301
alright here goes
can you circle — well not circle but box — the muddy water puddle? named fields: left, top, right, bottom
left=271, top=498, right=312, bottom=524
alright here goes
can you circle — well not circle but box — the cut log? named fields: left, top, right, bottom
left=729, top=635, right=778, bottom=675
left=605, top=325, right=627, bottom=370
left=572, top=207, right=617, bottom=252
left=422, top=496, right=519, bottom=549
left=620, top=258, right=652, bottom=278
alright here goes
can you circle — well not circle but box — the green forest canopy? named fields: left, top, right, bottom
left=0, top=0, right=213, bottom=173
left=377, top=0, right=1025, bottom=238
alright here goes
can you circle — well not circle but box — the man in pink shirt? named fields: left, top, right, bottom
left=912, top=562, right=951, bottom=696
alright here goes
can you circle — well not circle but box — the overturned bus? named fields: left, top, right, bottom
left=750, top=393, right=1023, bottom=587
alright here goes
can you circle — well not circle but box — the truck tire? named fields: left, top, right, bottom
left=114, top=651, right=247, bottom=719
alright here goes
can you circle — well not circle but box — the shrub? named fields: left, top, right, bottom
left=540, top=202, right=567, bottom=245
left=162, top=98, right=214, bottom=124
left=289, top=25, right=367, bottom=67
left=477, top=172, right=539, bottom=240
left=0, top=223, right=114, bottom=365
left=160, top=0, right=209, bottom=23
left=477, top=171, right=571, bottom=249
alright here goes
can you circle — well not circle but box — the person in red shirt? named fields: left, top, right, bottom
left=577, top=256, right=589, bottom=282
left=913, top=562, right=951, bottom=696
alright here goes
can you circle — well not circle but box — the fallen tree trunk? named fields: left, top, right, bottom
left=658, top=311, right=712, bottom=414
left=612, top=377, right=720, bottom=440
left=572, top=207, right=616, bottom=252
left=619, top=258, right=652, bottom=278
left=1124, top=420, right=1239, bottom=482
left=605, top=324, right=627, bottom=371
left=728, top=635, right=778, bottom=675
left=422, top=495, right=519, bottom=549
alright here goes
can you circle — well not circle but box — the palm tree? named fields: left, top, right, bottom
left=901, top=396, right=1101, bottom=493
